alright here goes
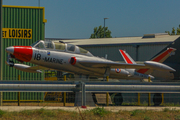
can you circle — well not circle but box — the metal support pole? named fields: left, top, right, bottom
left=0, top=0, right=2, bottom=80
left=103, top=18, right=108, bottom=38
left=135, top=45, right=139, bottom=61
left=81, top=82, right=86, bottom=107
left=104, top=18, right=105, bottom=38
left=63, top=75, right=66, bottom=106
left=138, top=93, right=140, bottom=105
left=0, top=0, right=3, bottom=106
left=106, top=76, right=109, bottom=106
left=148, top=77, right=151, bottom=106
left=18, top=75, right=20, bottom=106
left=162, top=93, right=164, bottom=105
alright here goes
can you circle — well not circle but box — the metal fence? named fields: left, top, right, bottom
left=1, top=80, right=180, bottom=107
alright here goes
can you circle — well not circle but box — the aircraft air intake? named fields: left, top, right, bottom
left=70, top=57, right=76, bottom=65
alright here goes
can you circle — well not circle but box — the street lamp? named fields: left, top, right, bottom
left=104, top=18, right=109, bottom=38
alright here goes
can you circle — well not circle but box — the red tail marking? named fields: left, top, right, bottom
left=13, top=46, right=32, bottom=62
left=119, top=50, right=133, bottom=64
left=137, top=48, right=174, bottom=74
left=152, top=48, right=174, bottom=62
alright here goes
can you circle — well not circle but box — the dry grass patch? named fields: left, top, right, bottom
left=0, top=108, right=179, bottom=120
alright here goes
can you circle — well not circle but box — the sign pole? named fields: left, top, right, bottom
left=0, top=0, right=3, bottom=106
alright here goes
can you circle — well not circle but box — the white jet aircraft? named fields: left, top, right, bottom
left=5, top=40, right=176, bottom=80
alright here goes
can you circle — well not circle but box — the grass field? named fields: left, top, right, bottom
left=0, top=107, right=180, bottom=120
left=2, top=102, right=180, bottom=119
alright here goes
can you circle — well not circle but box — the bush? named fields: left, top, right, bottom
left=43, top=110, right=57, bottom=117
left=20, top=110, right=33, bottom=116
left=36, top=108, right=45, bottom=115
left=130, top=110, right=142, bottom=116
left=90, top=107, right=110, bottom=117
left=163, top=108, right=170, bottom=112
left=144, top=116, right=151, bottom=120
left=0, top=110, right=6, bottom=117
left=175, top=115, right=180, bottom=120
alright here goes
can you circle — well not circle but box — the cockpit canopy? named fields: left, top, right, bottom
left=31, top=40, right=93, bottom=56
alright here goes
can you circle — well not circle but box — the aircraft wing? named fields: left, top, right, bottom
left=76, top=59, right=175, bottom=72
left=77, top=60, right=146, bottom=69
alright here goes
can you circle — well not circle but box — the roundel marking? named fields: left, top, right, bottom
left=115, top=68, right=121, bottom=73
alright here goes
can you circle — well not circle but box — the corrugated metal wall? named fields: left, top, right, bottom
left=82, top=44, right=169, bottom=62
left=83, top=45, right=135, bottom=61
left=138, top=44, right=168, bottom=61
left=2, top=5, right=46, bottom=100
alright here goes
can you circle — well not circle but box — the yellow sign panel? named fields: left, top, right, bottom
left=2, top=28, right=32, bottom=39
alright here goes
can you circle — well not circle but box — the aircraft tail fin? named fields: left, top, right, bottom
left=119, top=50, right=136, bottom=64
left=150, top=47, right=176, bottom=63
left=137, top=47, right=176, bottom=74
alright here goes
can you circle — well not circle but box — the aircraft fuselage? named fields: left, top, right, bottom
left=6, top=40, right=175, bottom=80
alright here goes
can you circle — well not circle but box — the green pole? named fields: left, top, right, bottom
left=106, top=76, right=109, bottom=106
left=148, top=77, right=151, bottom=106
left=0, top=0, right=3, bottom=106
left=18, top=75, right=21, bottom=106
left=63, top=75, right=66, bottom=106
left=138, top=93, right=140, bottom=106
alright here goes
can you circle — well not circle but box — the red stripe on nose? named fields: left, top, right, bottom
left=13, top=46, right=33, bottom=62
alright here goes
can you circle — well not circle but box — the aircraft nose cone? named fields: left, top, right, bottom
left=6, top=46, right=14, bottom=54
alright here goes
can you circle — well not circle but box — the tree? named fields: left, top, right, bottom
left=176, top=25, right=180, bottom=35
left=165, top=24, right=180, bottom=35
left=165, top=31, right=170, bottom=35
left=90, top=25, right=112, bottom=38
left=171, top=27, right=176, bottom=35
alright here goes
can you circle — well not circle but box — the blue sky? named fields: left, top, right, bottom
left=2, top=0, right=180, bottom=39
